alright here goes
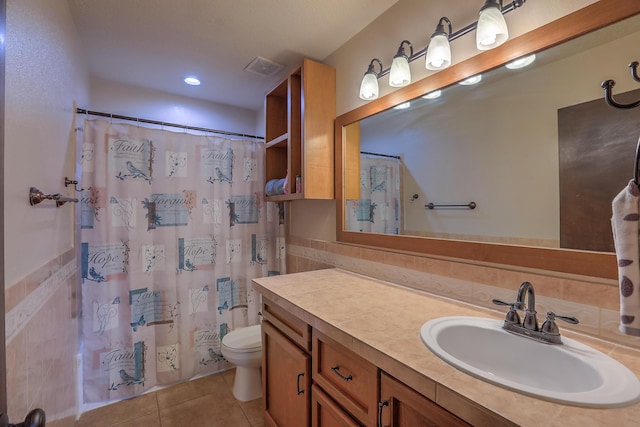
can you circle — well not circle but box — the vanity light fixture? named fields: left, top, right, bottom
left=505, top=53, right=536, bottom=69
left=476, top=0, right=509, bottom=50
left=184, top=76, right=201, bottom=86
left=422, top=89, right=442, bottom=99
left=359, top=58, right=383, bottom=100
left=459, top=74, right=482, bottom=85
left=425, top=17, right=452, bottom=70
left=389, top=40, right=413, bottom=87
left=358, top=0, right=526, bottom=100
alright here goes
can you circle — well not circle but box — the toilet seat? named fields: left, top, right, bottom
left=222, top=324, right=262, bottom=351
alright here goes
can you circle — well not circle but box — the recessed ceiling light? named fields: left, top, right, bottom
left=184, top=76, right=201, bottom=86
left=506, top=54, right=536, bottom=69
left=393, top=102, right=411, bottom=110
left=459, top=75, right=482, bottom=85
left=422, top=90, right=442, bottom=99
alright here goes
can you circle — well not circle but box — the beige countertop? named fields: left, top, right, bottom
left=252, top=268, right=640, bottom=427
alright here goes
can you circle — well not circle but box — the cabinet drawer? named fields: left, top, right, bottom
left=312, top=329, right=379, bottom=426
left=263, top=298, right=311, bottom=352
left=311, top=384, right=361, bottom=427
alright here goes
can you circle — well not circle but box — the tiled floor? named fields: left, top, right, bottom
left=75, top=369, right=263, bottom=427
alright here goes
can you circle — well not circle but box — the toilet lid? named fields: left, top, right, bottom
left=222, top=324, right=262, bottom=350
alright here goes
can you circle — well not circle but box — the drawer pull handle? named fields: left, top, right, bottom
left=378, top=400, right=389, bottom=427
left=331, top=365, right=353, bottom=382
left=296, top=372, right=305, bottom=395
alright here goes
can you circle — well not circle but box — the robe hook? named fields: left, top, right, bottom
left=601, top=79, right=640, bottom=110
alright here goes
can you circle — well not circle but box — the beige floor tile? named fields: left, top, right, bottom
left=76, top=393, right=158, bottom=427
left=159, top=394, right=250, bottom=427
left=156, top=371, right=234, bottom=410
left=76, top=371, right=261, bottom=427
left=239, top=397, right=264, bottom=426
left=112, top=411, right=161, bottom=427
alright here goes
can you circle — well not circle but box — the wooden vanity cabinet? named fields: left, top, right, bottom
left=312, top=329, right=379, bottom=426
left=261, top=298, right=482, bottom=427
left=311, top=384, right=362, bottom=427
left=264, top=58, right=335, bottom=201
left=379, top=372, right=471, bottom=427
left=262, top=299, right=312, bottom=427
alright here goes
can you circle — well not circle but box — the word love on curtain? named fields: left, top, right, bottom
left=79, top=119, right=285, bottom=404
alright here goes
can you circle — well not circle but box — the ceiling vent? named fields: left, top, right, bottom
left=244, top=56, right=283, bottom=77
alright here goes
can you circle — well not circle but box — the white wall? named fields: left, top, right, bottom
left=5, top=0, right=90, bottom=287
left=88, top=77, right=260, bottom=138
left=289, top=0, right=597, bottom=242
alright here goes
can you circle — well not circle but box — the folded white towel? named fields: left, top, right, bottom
left=612, top=179, right=640, bottom=336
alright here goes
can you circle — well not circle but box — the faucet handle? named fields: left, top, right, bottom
left=541, top=311, right=579, bottom=335
left=492, top=299, right=521, bottom=324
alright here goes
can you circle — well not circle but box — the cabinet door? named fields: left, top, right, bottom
left=311, top=384, right=361, bottom=427
left=263, top=321, right=311, bottom=427
left=379, top=373, right=470, bottom=427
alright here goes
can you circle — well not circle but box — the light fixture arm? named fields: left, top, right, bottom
left=375, top=0, right=526, bottom=79
left=394, top=40, right=413, bottom=61
left=434, top=17, right=452, bottom=39
left=366, top=58, right=384, bottom=77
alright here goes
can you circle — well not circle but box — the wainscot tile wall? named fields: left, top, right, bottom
left=285, top=236, right=639, bottom=350
left=4, top=249, right=78, bottom=427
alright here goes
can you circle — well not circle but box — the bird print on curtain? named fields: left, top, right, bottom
left=79, top=119, right=285, bottom=404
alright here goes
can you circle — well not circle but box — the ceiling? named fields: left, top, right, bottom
left=67, top=0, right=399, bottom=111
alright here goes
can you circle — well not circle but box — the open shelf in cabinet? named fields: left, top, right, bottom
left=264, top=59, right=334, bottom=202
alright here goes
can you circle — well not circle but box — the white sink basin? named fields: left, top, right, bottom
left=420, top=316, right=640, bottom=407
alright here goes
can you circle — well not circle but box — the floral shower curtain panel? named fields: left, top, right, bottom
left=80, top=119, right=285, bottom=403
left=345, top=155, right=402, bottom=234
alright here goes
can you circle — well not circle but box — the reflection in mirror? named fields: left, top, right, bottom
left=337, top=2, right=640, bottom=279
left=344, top=13, right=640, bottom=253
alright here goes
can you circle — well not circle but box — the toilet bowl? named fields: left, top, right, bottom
left=221, top=324, right=263, bottom=402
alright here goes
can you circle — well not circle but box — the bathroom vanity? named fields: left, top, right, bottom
left=253, top=268, right=640, bottom=426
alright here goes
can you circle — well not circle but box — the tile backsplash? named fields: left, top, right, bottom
left=286, top=236, right=639, bottom=350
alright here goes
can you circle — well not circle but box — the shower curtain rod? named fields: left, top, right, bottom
left=76, top=108, right=265, bottom=140
left=360, top=150, right=401, bottom=159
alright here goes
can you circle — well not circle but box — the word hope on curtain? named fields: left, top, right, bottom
left=79, top=119, right=285, bottom=403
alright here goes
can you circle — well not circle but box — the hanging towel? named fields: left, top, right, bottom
left=611, top=179, right=640, bottom=336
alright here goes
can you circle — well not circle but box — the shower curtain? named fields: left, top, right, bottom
left=79, top=119, right=285, bottom=403
left=345, top=155, right=401, bottom=234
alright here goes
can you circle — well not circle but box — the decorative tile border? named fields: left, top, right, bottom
left=5, top=259, right=77, bottom=344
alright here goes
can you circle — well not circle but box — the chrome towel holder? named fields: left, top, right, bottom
left=29, top=186, right=78, bottom=207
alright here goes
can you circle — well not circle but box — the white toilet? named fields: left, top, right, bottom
left=221, top=324, right=263, bottom=401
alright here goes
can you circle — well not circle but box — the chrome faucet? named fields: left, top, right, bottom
left=493, top=281, right=579, bottom=345
left=515, top=281, right=538, bottom=331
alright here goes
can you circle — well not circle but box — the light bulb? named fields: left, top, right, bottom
left=476, top=1, right=509, bottom=51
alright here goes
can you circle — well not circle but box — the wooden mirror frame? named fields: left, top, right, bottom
left=335, top=0, right=640, bottom=280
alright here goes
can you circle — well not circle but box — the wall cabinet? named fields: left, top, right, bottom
left=261, top=298, right=476, bottom=427
left=264, top=59, right=336, bottom=201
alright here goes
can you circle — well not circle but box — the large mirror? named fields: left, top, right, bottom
left=336, top=1, right=640, bottom=280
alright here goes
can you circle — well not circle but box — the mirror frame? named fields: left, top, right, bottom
left=335, top=0, right=640, bottom=280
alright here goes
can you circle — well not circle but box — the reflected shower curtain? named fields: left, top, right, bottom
left=79, top=119, right=285, bottom=403
left=345, top=155, right=401, bottom=234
